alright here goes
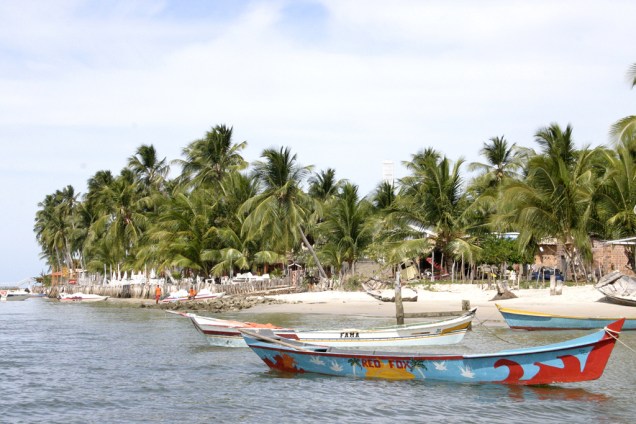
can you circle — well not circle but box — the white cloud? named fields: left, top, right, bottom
left=1, top=0, right=635, bottom=281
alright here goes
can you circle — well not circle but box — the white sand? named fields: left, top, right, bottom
left=243, top=283, right=636, bottom=326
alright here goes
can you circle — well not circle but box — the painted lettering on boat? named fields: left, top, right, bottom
left=387, top=360, right=411, bottom=369
left=361, top=359, right=382, bottom=368
left=340, top=332, right=360, bottom=338
left=360, top=359, right=412, bottom=370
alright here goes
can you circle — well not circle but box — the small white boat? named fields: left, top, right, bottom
left=58, top=292, right=109, bottom=302
left=180, top=308, right=477, bottom=348
left=160, top=288, right=225, bottom=303
left=5, top=289, right=31, bottom=301
left=194, top=288, right=226, bottom=301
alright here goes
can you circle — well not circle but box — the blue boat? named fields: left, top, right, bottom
left=497, top=304, right=636, bottom=330
left=241, top=319, right=625, bottom=385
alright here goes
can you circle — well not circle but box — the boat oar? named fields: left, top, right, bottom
left=239, top=329, right=315, bottom=352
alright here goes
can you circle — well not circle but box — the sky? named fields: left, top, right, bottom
left=1, top=0, right=635, bottom=284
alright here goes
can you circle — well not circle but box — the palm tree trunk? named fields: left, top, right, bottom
left=299, top=226, right=327, bottom=280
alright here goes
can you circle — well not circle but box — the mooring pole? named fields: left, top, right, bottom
left=395, top=269, right=404, bottom=325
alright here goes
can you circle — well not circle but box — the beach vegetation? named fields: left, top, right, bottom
left=33, top=64, right=636, bottom=286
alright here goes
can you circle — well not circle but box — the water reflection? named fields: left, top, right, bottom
left=505, top=385, right=609, bottom=402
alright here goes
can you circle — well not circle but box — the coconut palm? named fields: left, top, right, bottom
left=595, top=140, right=636, bottom=270
left=88, top=169, right=149, bottom=272
left=397, top=151, right=479, bottom=271
left=318, top=183, right=373, bottom=276
left=610, top=63, right=636, bottom=143
left=308, top=168, right=343, bottom=201
left=139, top=187, right=217, bottom=277
left=241, top=146, right=327, bottom=280
left=371, top=180, right=396, bottom=211
left=468, top=136, right=523, bottom=191
left=127, top=144, right=169, bottom=189
left=33, top=186, right=81, bottom=274
left=176, top=125, right=247, bottom=188
left=500, top=123, right=597, bottom=280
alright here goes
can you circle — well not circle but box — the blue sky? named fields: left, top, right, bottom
left=1, top=0, right=635, bottom=283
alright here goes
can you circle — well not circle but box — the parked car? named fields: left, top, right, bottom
left=531, top=267, right=564, bottom=281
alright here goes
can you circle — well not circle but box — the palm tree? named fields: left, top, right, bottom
left=318, top=183, right=373, bottom=276
left=176, top=125, right=247, bottom=188
left=500, top=123, right=596, bottom=280
left=241, top=146, right=327, bottom=280
left=34, top=186, right=81, bottom=275
left=610, top=63, right=636, bottom=143
left=139, top=187, right=216, bottom=277
left=398, top=152, right=478, bottom=272
left=127, top=144, right=169, bottom=194
left=88, top=169, right=149, bottom=274
left=595, top=140, right=636, bottom=270
left=308, top=168, right=343, bottom=201
left=468, top=136, right=523, bottom=191
left=371, top=180, right=396, bottom=211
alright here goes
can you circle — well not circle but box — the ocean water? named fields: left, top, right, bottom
left=1, top=298, right=635, bottom=423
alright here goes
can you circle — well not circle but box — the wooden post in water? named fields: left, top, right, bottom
left=395, top=270, right=404, bottom=325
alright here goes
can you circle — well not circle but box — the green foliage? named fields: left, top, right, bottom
left=340, top=275, right=364, bottom=291
left=34, top=62, right=636, bottom=285
left=477, top=235, right=533, bottom=265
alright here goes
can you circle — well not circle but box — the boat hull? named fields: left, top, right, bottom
left=242, top=319, right=624, bottom=385
left=595, top=271, right=636, bottom=306
left=188, top=309, right=476, bottom=348
left=6, top=294, right=30, bottom=301
left=58, top=293, right=109, bottom=302
left=497, top=304, right=636, bottom=330
left=161, top=290, right=225, bottom=303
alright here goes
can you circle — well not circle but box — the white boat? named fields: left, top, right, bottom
left=160, top=288, right=225, bottom=303
left=179, top=308, right=477, bottom=348
left=58, top=292, right=109, bottom=302
left=194, top=288, right=226, bottom=301
left=5, top=289, right=31, bottom=301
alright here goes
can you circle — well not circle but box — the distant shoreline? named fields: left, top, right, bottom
left=104, top=283, right=636, bottom=325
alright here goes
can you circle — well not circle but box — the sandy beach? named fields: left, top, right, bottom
left=242, top=283, right=636, bottom=326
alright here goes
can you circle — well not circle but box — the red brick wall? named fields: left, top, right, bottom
left=590, top=239, right=634, bottom=276
left=534, top=240, right=635, bottom=277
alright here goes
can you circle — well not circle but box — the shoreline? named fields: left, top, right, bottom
left=242, top=284, right=636, bottom=326
left=111, top=283, right=636, bottom=325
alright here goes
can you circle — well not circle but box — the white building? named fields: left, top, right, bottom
left=382, top=160, right=394, bottom=186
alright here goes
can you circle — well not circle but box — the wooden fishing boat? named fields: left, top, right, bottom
left=240, top=318, right=625, bottom=385
left=595, top=271, right=636, bottom=306
left=58, top=292, right=109, bottom=302
left=496, top=304, right=636, bottom=330
left=182, top=308, right=477, bottom=348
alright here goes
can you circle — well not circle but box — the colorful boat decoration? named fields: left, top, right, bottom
left=497, top=304, right=636, bottom=330
left=241, top=318, right=625, bottom=385
left=178, top=308, right=477, bottom=348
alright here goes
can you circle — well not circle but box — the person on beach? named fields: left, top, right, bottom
left=155, top=285, right=162, bottom=304
left=188, top=286, right=196, bottom=300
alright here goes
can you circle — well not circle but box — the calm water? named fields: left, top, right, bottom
left=1, top=299, right=636, bottom=424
